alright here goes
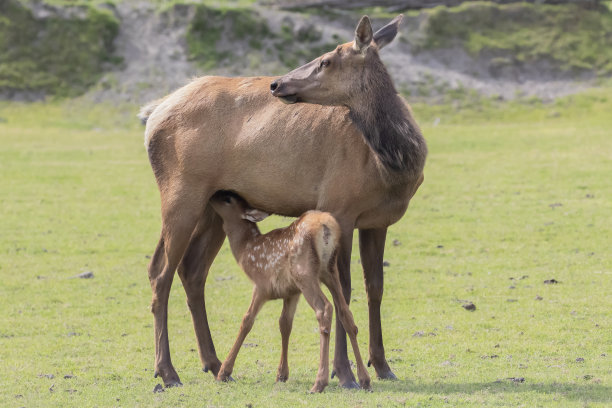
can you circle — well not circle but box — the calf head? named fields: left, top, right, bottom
left=209, top=191, right=270, bottom=224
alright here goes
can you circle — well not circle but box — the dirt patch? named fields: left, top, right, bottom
left=88, top=1, right=198, bottom=104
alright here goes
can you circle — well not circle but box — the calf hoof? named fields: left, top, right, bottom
left=309, top=382, right=328, bottom=393
left=217, top=372, right=235, bottom=382
left=276, top=374, right=289, bottom=383
left=359, top=377, right=372, bottom=392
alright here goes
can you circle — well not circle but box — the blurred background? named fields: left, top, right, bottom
left=2, top=3, right=611, bottom=406
left=1, top=0, right=611, bottom=105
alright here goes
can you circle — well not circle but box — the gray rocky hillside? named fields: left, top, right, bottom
left=1, top=0, right=611, bottom=103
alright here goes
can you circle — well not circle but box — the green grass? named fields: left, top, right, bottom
left=185, top=4, right=272, bottom=70
left=418, top=2, right=612, bottom=75
left=0, top=89, right=611, bottom=407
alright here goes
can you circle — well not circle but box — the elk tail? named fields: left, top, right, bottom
left=137, top=97, right=166, bottom=125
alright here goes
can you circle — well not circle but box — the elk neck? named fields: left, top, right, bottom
left=346, top=56, right=427, bottom=174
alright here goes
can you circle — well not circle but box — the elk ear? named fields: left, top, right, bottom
left=242, top=208, right=270, bottom=223
left=353, top=15, right=373, bottom=54
left=373, top=14, right=403, bottom=50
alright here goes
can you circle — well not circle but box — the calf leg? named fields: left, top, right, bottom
left=149, top=187, right=206, bottom=387
left=177, top=204, right=226, bottom=378
left=359, top=227, right=396, bottom=380
left=217, top=288, right=266, bottom=382
left=295, top=275, right=333, bottom=393
left=277, top=294, right=300, bottom=383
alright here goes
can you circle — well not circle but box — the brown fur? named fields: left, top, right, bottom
left=208, top=192, right=370, bottom=392
left=143, top=15, right=426, bottom=388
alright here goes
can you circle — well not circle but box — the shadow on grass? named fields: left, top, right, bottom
left=371, top=380, right=612, bottom=403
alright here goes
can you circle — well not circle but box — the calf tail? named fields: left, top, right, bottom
left=313, top=214, right=341, bottom=267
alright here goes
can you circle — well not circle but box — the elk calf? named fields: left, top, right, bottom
left=209, top=191, right=371, bottom=393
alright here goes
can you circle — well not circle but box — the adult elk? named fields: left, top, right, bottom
left=139, top=15, right=427, bottom=389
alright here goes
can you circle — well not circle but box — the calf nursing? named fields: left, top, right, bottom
left=141, top=14, right=427, bottom=388
left=209, top=192, right=371, bottom=393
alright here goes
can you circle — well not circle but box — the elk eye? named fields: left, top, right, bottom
left=223, top=196, right=232, bottom=204
left=320, top=59, right=330, bottom=68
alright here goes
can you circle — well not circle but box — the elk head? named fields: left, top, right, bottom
left=270, top=15, right=403, bottom=106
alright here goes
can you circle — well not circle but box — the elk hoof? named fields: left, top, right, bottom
left=331, top=370, right=336, bottom=379
left=377, top=370, right=398, bottom=380
left=276, top=374, right=288, bottom=383
left=154, top=370, right=182, bottom=387
left=367, top=360, right=371, bottom=367
left=164, top=380, right=183, bottom=388
left=340, top=380, right=360, bottom=389
left=203, top=361, right=222, bottom=377
left=332, top=365, right=358, bottom=388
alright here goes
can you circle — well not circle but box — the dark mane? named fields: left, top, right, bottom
left=348, top=49, right=427, bottom=174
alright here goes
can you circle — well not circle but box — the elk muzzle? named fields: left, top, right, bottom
left=270, top=79, right=298, bottom=104
left=271, top=59, right=321, bottom=104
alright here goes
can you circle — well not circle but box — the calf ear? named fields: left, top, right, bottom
left=242, top=209, right=270, bottom=223
left=373, top=14, right=403, bottom=50
left=353, top=15, right=373, bottom=54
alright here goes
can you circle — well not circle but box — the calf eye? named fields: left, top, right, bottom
left=320, top=59, right=330, bottom=68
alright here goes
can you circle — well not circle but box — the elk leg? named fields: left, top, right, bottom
left=177, top=204, right=226, bottom=378
left=295, top=276, right=333, bottom=393
left=359, top=227, right=396, bottom=380
left=149, top=236, right=182, bottom=386
left=325, top=264, right=371, bottom=391
left=217, top=288, right=266, bottom=382
left=149, top=189, right=205, bottom=387
left=277, top=294, right=300, bottom=383
left=331, top=225, right=359, bottom=388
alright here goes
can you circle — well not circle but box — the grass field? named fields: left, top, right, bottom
left=0, top=89, right=611, bottom=407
